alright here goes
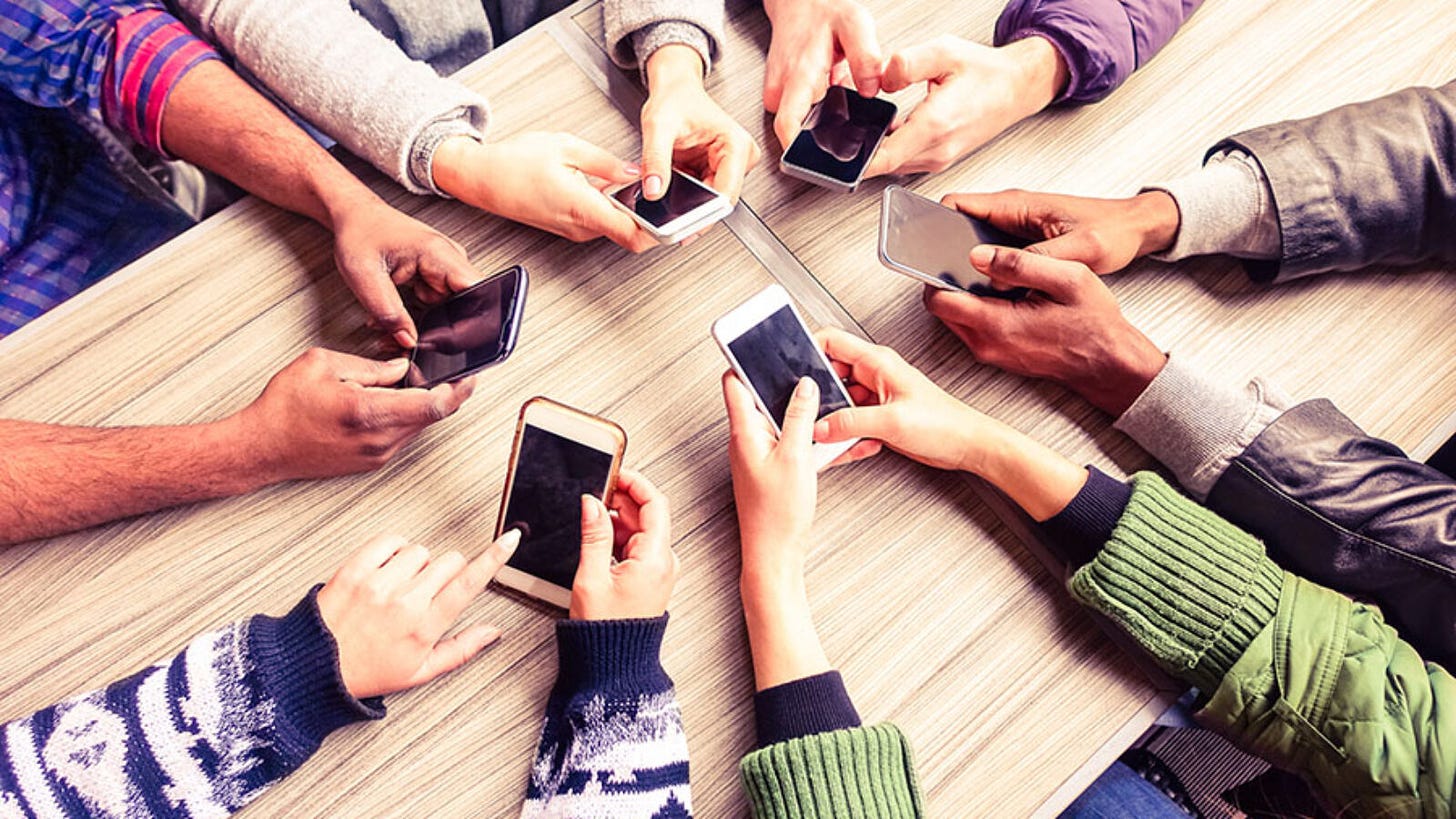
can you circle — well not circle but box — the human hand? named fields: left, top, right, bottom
left=763, top=0, right=882, bottom=151
left=317, top=530, right=519, bottom=699
left=330, top=198, right=482, bottom=348
left=432, top=132, right=657, bottom=253
left=923, top=246, right=1166, bottom=416
left=865, top=36, right=1068, bottom=177
left=810, top=329, right=989, bottom=472
left=569, top=469, right=679, bottom=620
left=641, top=44, right=759, bottom=204
left=938, top=189, right=1181, bottom=274
left=237, top=348, right=474, bottom=482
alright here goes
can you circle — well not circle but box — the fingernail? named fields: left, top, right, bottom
left=970, top=245, right=995, bottom=268
left=499, top=528, right=521, bottom=554
left=624, top=162, right=642, bottom=176
left=794, top=376, right=818, bottom=398
left=581, top=494, right=602, bottom=521
left=814, top=419, right=830, bottom=438
left=394, top=330, right=415, bottom=349
left=644, top=175, right=663, bottom=199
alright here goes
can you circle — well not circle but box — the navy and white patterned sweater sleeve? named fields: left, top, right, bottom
left=0, top=587, right=382, bottom=818
left=522, top=615, right=691, bottom=818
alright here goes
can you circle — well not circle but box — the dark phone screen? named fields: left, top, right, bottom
left=500, top=425, right=615, bottom=591
left=727, top=306, right=851, bottom=427
left=782, top=86, right=896, bottom=185
left=403, top=266, right=526, bottom=388
left=612, top=172, right=718, bottom=228
left=883, top=189, right=1030, bottom=295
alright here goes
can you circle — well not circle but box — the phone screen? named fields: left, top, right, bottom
left=884, top=189, right=1030, bottom=294
left=612, top=172, right=718, bottom=228
left=727, top=306, right=851, bottom=427
left=500, top=425, right=615, bottom=591
left=782, top=86, right=896, bottom=185
left=404, top=266, right=527, bottom=388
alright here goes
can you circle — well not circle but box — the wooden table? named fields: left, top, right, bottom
left=3, top=1, right=1454, bottom=816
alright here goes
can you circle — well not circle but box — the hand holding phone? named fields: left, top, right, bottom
left=608, top=170, right=733, bottom=244
left=878, top=186, right=1030, bottom=298
left=494, top=398, right=627, bottom=608
left=570, top=469, right=678, bottom=621
left=400, top=265, right=529, bottom=388
left=780, top=86, right=897, bottom=193
left=712, top=285, right=859, bottom=469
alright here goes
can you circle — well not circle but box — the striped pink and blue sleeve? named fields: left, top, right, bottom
left=0, top=0, right=219, bottom=154
left=995, top=0, right=1202, bottom=105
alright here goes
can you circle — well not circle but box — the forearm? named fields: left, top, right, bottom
left=161, top=60, right=379, bottom=232
left=0, top=415, right=270, bottom=544
left=966, top=417, right=1091, bottom=522
left=740, top=572, right=831, bottom=692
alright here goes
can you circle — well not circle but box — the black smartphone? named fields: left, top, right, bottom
left=400, top=265, right=528, bottom=388
left=780, top=86, right=898, bottom=193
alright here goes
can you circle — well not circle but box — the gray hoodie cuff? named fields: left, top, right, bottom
left=631, top=21, right=714, bottom=77
left=1146, top=150, right=1280, bottom=264
left=1114, top=355, right=1291, bottom=499
left=409, top=116, right=483, bottom=197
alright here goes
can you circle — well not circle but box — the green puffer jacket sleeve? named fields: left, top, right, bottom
left=1070, top=472, right=1455, bottom=817
left=739, top=724, right=924, bottom=818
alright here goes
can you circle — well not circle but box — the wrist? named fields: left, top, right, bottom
left=1005, top=35, right=1069, bottom=112
left=432, top=135, right=494, bottom=209
left=741, top=561, right=808, bottom=609
left=1130, top=190, right=1181, bottom=257
left=220, top=406, right=290, bottom=488
left=646, top=43, right=706, bottom=92
left=1073, top=337, right=1168, bottom=417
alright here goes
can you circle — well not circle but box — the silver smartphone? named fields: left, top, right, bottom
left=607, top=170, right=732, bottom=244
left=780, top=86, right=897, bottom=193
left=878, top=185, right=1031, bottom=297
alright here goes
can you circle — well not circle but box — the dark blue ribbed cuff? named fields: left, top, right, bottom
left=247, top=585, right=385, bottom=770
left=554, top=615, right=673, bottom=697
left=754, top=670, right=861, bottom=748
left=1041, top=467, right=1133, bottom=569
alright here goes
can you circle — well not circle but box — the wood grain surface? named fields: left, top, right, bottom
left=2, top=2, right=1454, bottom=818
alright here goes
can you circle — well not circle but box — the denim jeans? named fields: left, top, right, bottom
left=1060, top=761, right=1189, bottom=818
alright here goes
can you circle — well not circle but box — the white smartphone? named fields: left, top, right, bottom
left=494, top=397, right=627, bottom=608
left=780, top=86, right=897, bottom=193
left=608, top=170, right=733, bottom=244
left=878, top=185, right=1031, bottom=297
left=711, top=284, right=859, bottom=469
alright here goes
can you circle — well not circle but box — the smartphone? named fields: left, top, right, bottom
left=609, top=170, right=733, bottom=244
left=493, top=397, right=627, bottom=608
left=711, top=284, right=859, bottom=469
left=780, top=86, right=897, bottom=193
left=878, top=186, right=1031, bottom=298
left=400, top=265, right=529, bottom=388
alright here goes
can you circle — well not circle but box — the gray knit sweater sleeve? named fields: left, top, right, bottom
left=174, top=0, right=489, bottom=195
left=604, top=0, right=724, bottom=74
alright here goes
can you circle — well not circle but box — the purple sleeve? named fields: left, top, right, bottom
left=995, top=0, right=1202, bottom=105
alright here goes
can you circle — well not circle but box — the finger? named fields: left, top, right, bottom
left=773, top=76, right=820, bottom=152
left=576, top=494, right=616, bottom=582
left=923, top=286, right=999, bottom=330
left=434, top=529, right=520, bottom=619
left=417, top=236, right=483, bottom=296
left=409, top=549, right=467, bottom=599
left=339, top=252, right=416, bottom=348
left=829, top=60, right=854, bottom=90
left=865, top=119, right=932, bottom=178
left=339, top=533, right=412, bottom=582
left=708, top=133, right=754, bottom=203
left=814, top=404, right=893, bottom=444
left=838, top=5, right=883, bottom=97
left=405, top=622, right=503, bottom=688
left=376, top=542, right=431, bottom=588
left=640, top=110, right=678, bottom=201
left=817, top=326, right=882, bottom=371
left=779, top=376, right=819, bottom=449
left=568, top=138, right=640, bottom=185
left=1025, top=231, right=1111, bottom=269
left=577, top=189, right=660, bottom=252
left=970, top=245, right=1086, bottom=300
left=880, top=39, right=955, bottom=93
left=823, top=438, right=883, bottom=468
left=613, top=468, right=669, bottom=539
left=722, top=370, right=775, bottom=455
left=846, top=384, right=875, bottom=405
left=325, top=352, right=411, bottom=387
left=359, top=377, right=474, bottom=427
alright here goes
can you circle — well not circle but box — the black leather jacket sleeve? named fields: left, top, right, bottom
left=1215, top=80, right=1456, bottom=283
left=1205, top=399, right=1456, bottom=670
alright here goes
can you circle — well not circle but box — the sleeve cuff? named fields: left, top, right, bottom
left=1145, top=150, right=1280, bottom=264
left=753, top=671, right=861, bottom=748
left=108, top=10, right=222, bottom=155
left=1068, top=473, right=1283, bottom=693
left=245, top=585, right=385, bottom=770
left=1040, top=467, right=1132, bottom=570
left=554, top=615, right=673, bottom=698
left=1114, top=355, right=1291, bottom=499
left=1000, top=28, right=1083, bottom=106
left=630, top=21, right=714, bottom=76
left=409, top=116, right=483, bottom=197
left=740, top=724, right=923, bottom=819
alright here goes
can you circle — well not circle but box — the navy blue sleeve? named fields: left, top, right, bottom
left=753, top=670, right=862, bottom=748
left=1040, top=466, right=1133, bottom=568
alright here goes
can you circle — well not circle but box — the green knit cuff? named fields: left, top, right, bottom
left=739, top=723, right=923, bottom=819
left=1069, top=472, right=1283, bottom=692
